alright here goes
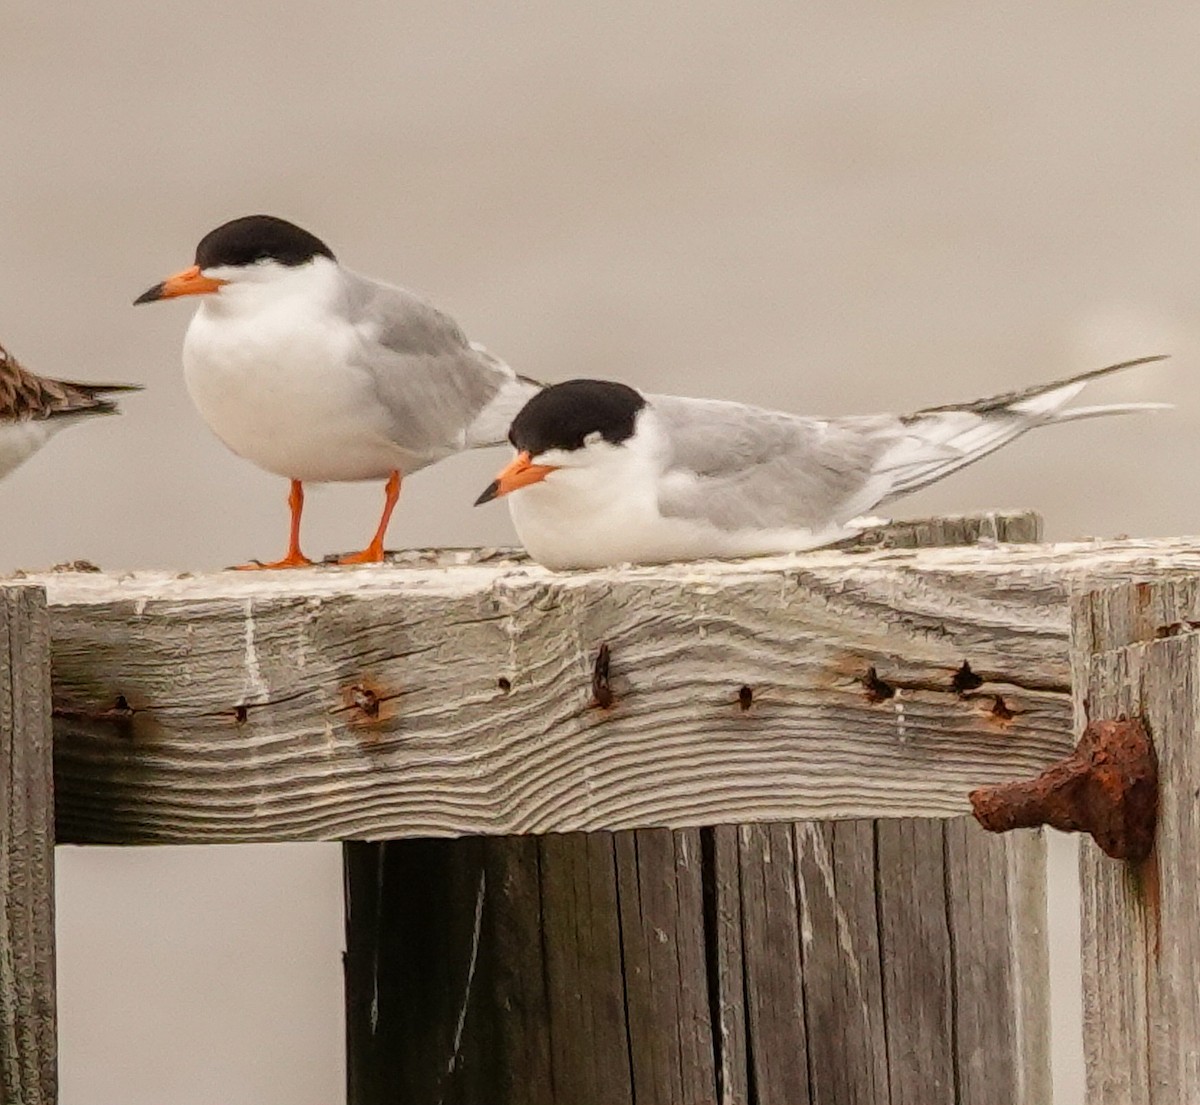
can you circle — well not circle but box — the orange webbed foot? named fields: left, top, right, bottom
left=232, top=552, right=317, bottom=571
left=336, top=543, right=386, bottom=566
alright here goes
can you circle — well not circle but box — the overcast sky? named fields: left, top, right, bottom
left=5, top=4, right=1198, bottom=1103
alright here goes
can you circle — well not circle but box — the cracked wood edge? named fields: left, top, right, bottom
left=34, top=527, right=1200, bottom=844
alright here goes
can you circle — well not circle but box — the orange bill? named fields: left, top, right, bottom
left=133, top=265, right=227, bottom=304
left=474, top=451, right=558, bottom=505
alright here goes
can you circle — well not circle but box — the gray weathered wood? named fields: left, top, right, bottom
left=38, top=524, right=1200, bottom=843
left=794, top=819, right=889, bottom=1105
left=709, top=826, right=750, bottom=1105
left=1072, top=579, right=1200, bottom=1104
left=877, top=818, right=956, bottom=1104
left=736, top=822, right=811, bottom=1104
left=1, top=585, right=56, bottom=1105
left=944, top=819, right=1051, bottom=1105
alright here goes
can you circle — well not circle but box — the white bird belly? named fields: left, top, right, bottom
left=183, top=311, right=410, bottom=483
left=0, top=420, right=55, bottom=480
left=507, top=473, right=850, bottom=569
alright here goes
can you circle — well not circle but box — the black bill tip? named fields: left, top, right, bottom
left=133, top=282, right=165, bottom=305
left=474, top=480, right=500, bottom=506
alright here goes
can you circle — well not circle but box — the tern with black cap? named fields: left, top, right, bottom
left=0, top=340, right=140, bottom=481
left=135, top=214, right=540, bottom=568
left=476, top=358, right=1169, bottom=570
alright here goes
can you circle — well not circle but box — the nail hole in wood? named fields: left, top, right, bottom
left=861, top=667, right=895, bottom=703
left=991, top=694, right=1015, bottom=721
left=738, top=685, right=753, bottom=711
left=233, top=704, right=249, bottom=723
left=592, top=643, right=614, bottom=709
left=497, top=677, right=512, bottom=693
left=351, top=685, right=381, bottom=719
left=951, top=660, right=984, bottom=694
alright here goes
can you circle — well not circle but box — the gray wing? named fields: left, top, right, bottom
left=341, top=270, right=541, bottom=465
left=651, top=356, right=1168, bottom=533
left=650, top=395, right=896, bottom=532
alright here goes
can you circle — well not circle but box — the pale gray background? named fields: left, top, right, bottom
left=2, top=3, right=1195, bottom=1102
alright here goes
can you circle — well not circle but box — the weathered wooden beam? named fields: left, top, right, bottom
left=1, top=586, right=56, bottom=1105
left=34, top=523, right=1200, bottom=843
left=1072, top=578, right=1200, bottom=1104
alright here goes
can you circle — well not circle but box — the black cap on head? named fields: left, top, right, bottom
left=194, top=215, right=336, bottom=270
left=510, top=379, right=646, bottom=456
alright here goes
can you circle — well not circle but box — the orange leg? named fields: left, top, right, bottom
left=338, top=471, right=402, bottom=566
left=235, top=480, right=316, bottom=570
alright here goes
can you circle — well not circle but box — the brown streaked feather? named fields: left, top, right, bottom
left=0, top=341, right=142, bottom=423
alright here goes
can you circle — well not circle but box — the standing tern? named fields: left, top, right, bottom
left=0, top=340, right=140, bottom=481
left=134, top=214, right=540, bottom=568
left=475, top=356, right=1168, bottom=569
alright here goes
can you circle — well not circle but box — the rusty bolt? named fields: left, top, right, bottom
left=969, top=717, right=1158, bottom=862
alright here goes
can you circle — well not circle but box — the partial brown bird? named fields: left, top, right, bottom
left=0, top=341, right=141, bottom=480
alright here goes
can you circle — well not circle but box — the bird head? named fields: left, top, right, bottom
left=133, top=215, right=336, bottom=305
left=475, top=379, right=647, bottom=505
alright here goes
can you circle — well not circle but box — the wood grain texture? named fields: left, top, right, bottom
left=736, top=823, right=811, bottom=1105
left=708, top=825, right=751, bottom=1105
left=876, top=818, right=956, bottom=1104
left=1073, top=579, right=1200, bottom=1105
left=38, top=522, right=1200, bottom=844
left=944, top=819, right=1050, bottom=1105
left=344, top=815, right=1048, bottom=1105
left=0, top=585, right=56, bottom=1105
left=794, top=819, right=889, bottom=1105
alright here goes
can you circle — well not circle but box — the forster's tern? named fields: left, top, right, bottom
left=475, top=356, right=1168, bottom=569
left=135, top=214, right=540, bottom=568
left=0, top=340, right=140, bottom=481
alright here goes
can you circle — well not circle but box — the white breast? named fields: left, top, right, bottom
left=182, top=267, right=410, bottom=483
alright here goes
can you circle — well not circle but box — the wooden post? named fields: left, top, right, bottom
left=1072, top=578, right=1200, bottom=1104
left=343, top=515, right=1052, bottom=1105
left=0, top=585, right=56, bottom=1105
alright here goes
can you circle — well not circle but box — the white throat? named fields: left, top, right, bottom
left=197, top=256, right=343, bottom=321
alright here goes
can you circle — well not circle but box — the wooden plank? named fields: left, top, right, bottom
left=707, top=825, right=750, bottom=1105
left=345, top=835, right=560, bottom=1105
left=43, top=528, right=1200, bottom=843
left=344, top=837, right=493, bottom=1105
left=614, top=829, right=717, bottom=1105
left=0, top=585, right=56, bottom=1105
left=540, top=832, right=632, bottom=1104
left=943, top=820, right=1051, bottom=1105
left=478, top=836, right=554, bottom=1105
left=876, top=818, right=955, bottom=1105
left=736, top=822, right=811, bottom=1104
left=794, top=819, right=889, bottom=1105
left=1072, top=579, right=1200, bottom=1104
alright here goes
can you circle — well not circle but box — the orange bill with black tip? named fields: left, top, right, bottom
left=133, top=265, right=227, bottom=305
left=474, top=451, right=558, bottom=505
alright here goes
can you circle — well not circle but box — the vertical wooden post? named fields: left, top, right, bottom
left=1072, top=578, right=1200, bottom=1104
left=1, top=585, right=56, bottom=1105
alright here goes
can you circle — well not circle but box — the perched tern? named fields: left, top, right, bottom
left=134, top=215, right=540, bottom=568
left=476, top=356, right=1168, bottom=569
left=0, top=340, right=140, bottom=481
